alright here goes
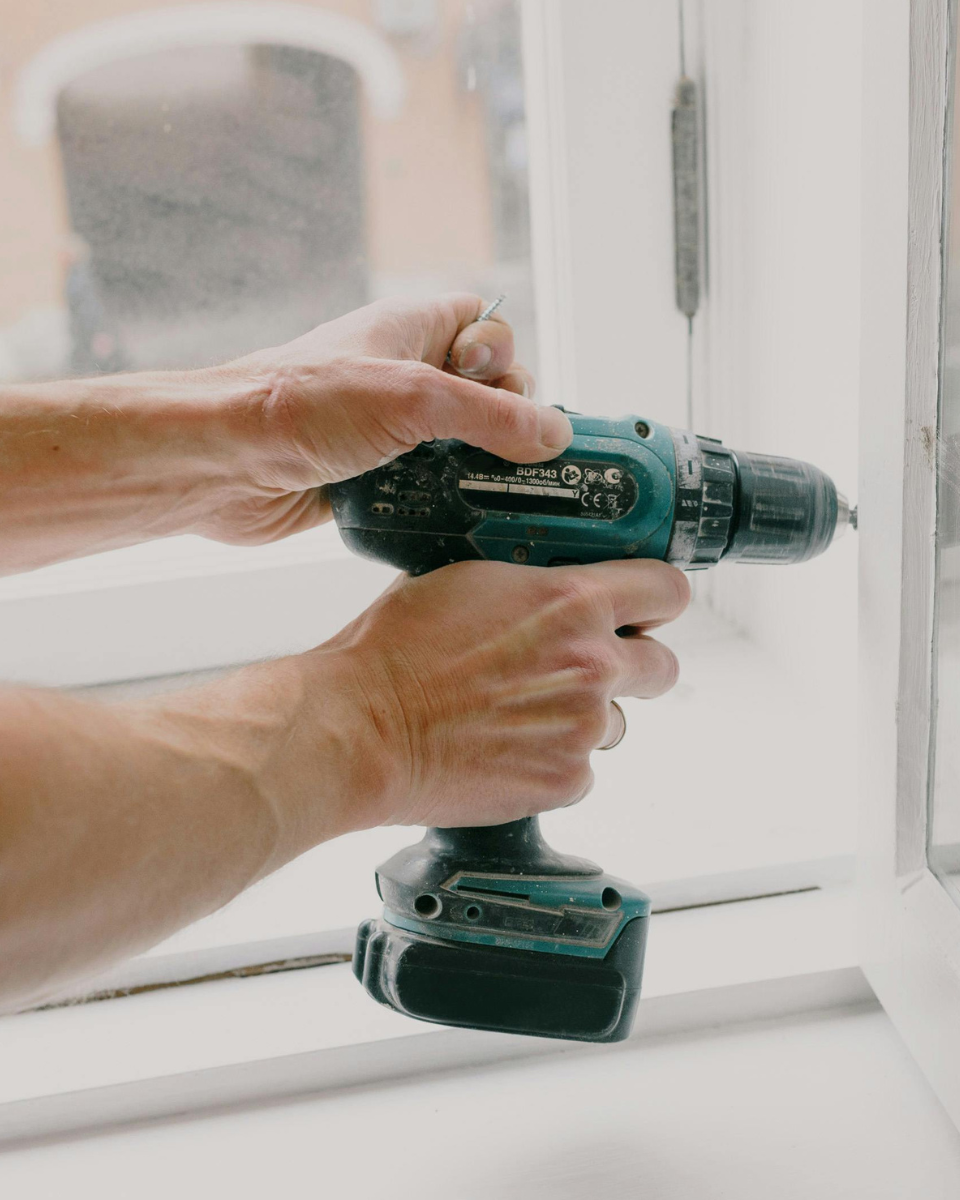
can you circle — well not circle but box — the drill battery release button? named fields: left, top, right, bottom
left=330, top=411, right=855, bottom=1043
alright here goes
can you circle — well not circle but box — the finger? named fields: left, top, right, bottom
left=418, top=292, right=500, bottom=367
left=334, top=293, right=495, bottom=365
left=613, top=635, right=680, bottom=699
left=490, top=365, right=536, bottom=399
left=421, top=373, right=573, bottom=460
left=448, top=313, right=515, bottom=380
left=442, top=359, right=535, bottom=398
left=565, top=559, right=691, bottom=628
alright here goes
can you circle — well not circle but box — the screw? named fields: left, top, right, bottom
left=635, top=421, right=651, bottom=438
left=447, top=294, right=507, bottom=364
left=478, top=293, right=507, bottom=322
left=512, top=545, right=530, bottom=563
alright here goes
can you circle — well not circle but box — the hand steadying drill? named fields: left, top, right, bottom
left=0, top=294, right=688, bottom=1013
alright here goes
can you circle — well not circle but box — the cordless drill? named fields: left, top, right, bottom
left=330, top=411, right=854, bottom=1043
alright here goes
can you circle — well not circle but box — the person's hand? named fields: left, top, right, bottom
left=0, top=292, right=569, bottom=574
left=0, top=552, right=687, bottom=1010
left=316, top=557, right=690, bottom=830
left=204, top=293, right=573, bottom=545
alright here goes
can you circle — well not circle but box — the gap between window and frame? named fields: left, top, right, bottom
left=42, top=855, right=853, bottom=1010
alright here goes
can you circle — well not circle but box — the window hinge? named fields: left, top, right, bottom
left=672, top=75, right=701, bottom=320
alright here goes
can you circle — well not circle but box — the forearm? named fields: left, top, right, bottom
left=0, top=649, right=382, bottom=1013
left=0, top=368, right=259, bottom=574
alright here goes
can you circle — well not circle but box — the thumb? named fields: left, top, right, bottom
left=425, top=374, right=574, bottom=463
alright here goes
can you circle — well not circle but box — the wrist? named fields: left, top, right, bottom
left=152, top=646, right=398, bottom=870
left=255, top=647, right=400, bottom=850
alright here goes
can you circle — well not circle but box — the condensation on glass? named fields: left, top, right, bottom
left=929, top=10, right=960, bottom=900
left=0, top=0, right=534, bottom=380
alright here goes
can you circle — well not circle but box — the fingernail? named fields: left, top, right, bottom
left=458, top=343, right=492, bottom=375
left=537, top=405, right=574, bottom=451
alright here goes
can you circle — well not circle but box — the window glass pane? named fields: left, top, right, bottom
left=929, top=18, right=960, bottom=899
left=2, top=0, right=534, bottom=381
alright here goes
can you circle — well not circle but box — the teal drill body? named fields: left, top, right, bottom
left=330, top=411, right=843, bottom=577
left=330, top=411, right=851, bottom=1043
left=461, top=413, right=679, bottom=566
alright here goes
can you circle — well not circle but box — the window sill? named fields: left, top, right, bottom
left=0, top=884, right=867, bottom=1147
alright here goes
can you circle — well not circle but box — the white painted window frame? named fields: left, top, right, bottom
left=858, top=0, right=960, bottom=1135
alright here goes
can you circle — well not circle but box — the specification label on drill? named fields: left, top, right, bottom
left=457, top=453, right=638, bottom=521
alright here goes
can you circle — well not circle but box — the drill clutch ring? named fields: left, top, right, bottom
left=598, top=699, right=627, bottom=751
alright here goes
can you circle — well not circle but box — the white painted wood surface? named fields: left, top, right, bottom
left=859, top=0, right=960, bottom=1135
left=686, top=0, right=860, bottom=723
left=3, top=1003, right=959, bottom=1199
left=523, top=0, right=688, bottom=428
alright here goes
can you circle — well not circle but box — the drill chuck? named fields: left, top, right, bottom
left=666, top=432, right=847, bottom=568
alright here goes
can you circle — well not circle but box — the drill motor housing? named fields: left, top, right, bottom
left=330, top=411, right=846, bottom=576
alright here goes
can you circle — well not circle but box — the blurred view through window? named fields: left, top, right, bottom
left=1, top=0, right=535, bottom=382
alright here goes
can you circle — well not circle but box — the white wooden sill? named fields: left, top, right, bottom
left=0, top=884, right=866, bottom=1148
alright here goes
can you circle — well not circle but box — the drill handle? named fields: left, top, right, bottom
left=423, top=817, right=601, bottom=878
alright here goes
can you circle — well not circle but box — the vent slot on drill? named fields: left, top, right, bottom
left=456, top=884, right=532, bottom=903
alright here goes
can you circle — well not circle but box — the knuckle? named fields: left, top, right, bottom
left=397, top=358, right=436, bottom=398
left=546, top=574, right=608, bottom=621
left=489, top=390, right=536, bottom=440
left=566, top=642, right=618, bottom=688
left=439, top=291, right=483, bottom=320
left=385, top=362, right=438, bottom=431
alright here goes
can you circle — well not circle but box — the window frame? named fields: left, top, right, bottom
left=858, top=0, right=960, bottom=1135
